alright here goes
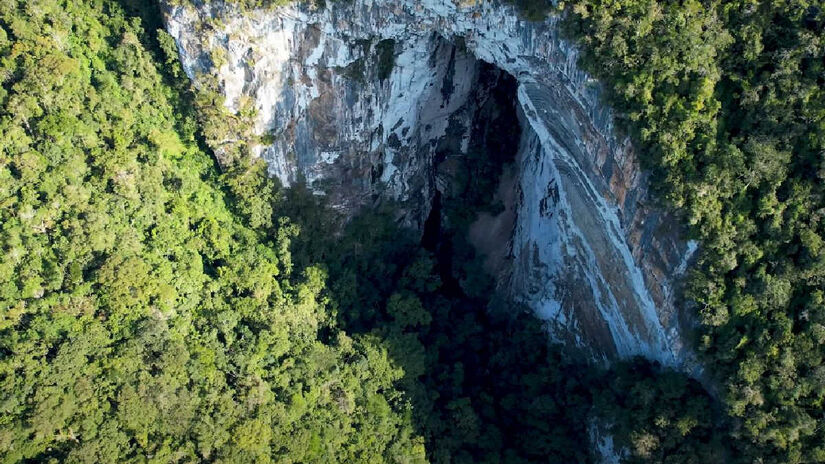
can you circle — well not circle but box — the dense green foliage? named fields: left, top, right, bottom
left=4, top=0, right=822, bottom=463
left=0, top=1, right=425, bottom=461
left=560, top=0, right=825, bottom=462
left=595, top=361, right=723, bottom=463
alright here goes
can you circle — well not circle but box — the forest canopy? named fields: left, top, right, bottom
left=561, top=0, right=825, bottom=462
left=1, top=0, right=823, bottom=463
left=0, top=1, right=425, bottom=461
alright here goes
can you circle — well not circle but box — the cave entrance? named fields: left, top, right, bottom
left=419, top=56, right=522, bottom=298
left=279, top=35, right=595, bottom=461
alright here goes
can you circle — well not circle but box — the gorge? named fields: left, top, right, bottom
left=164, top=0, right=699, bottom=369
left=5, top=0, right=821, bottom=461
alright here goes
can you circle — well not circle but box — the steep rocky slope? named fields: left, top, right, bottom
left=163, top=0, right=699, bottom=369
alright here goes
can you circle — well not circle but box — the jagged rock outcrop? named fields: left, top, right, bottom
left=163, top=0, right=699, bottom=371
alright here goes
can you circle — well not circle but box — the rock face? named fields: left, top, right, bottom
left=163, top=0, right=699, bottom=369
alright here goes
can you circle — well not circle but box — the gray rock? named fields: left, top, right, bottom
left=163, top=0, right=700, bottom=372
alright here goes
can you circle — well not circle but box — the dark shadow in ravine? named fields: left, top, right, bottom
left=279, top=67, right=597, bottom=463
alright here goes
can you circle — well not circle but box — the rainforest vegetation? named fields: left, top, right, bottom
left=0, top=1, right=429, bottom=461
left=563, top=1, right=825, bottom=462
left=1, top=0, right=823, bottom=463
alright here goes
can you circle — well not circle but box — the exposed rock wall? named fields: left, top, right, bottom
left=163, top=0, right=699, bottom=369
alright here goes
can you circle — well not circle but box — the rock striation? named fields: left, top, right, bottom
left=163, top=0, right=699, bottom=370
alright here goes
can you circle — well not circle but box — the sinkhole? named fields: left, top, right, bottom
left=165, top=0, right=696, bottom=366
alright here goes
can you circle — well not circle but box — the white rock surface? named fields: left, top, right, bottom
left=589, top=419, right=626, bottom=464
left=163, top=0, right=700, bottom=369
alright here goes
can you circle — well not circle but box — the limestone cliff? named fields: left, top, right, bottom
left=163, top=0, right=699, bottom=371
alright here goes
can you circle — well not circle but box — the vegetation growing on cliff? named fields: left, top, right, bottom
left=504, top=0, right=825, bottom=461
left=0, top=1, right=425, bottom=461
left=560, top=0, right=825, bottom=462
left=3, top=0, right=823, bottom=463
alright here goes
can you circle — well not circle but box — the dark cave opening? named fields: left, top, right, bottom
left=420, top=58, right=522, bottom=300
